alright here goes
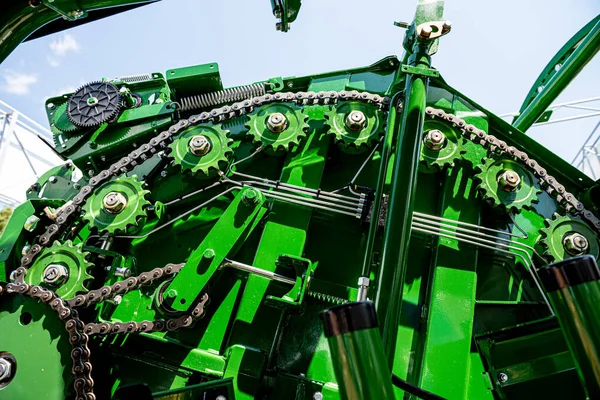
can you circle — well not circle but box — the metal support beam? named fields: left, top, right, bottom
left=376, top=38, right=431, bottom=368
left=514, top=18, right=600, bottom=132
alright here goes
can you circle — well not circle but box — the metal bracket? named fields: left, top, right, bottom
left=42, top=0, right=88, bottom=21
left=401, top=64, right=440, bottom=78
left=265, top=254, right=314, bottom=309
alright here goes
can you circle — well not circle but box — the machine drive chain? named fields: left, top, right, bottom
left=425, top=107, right=600, bottom=231
left=5, top=89, right=599, bottom=400
left=5, top=90, right=390, bottom=400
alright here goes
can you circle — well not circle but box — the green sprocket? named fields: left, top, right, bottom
left=474, top=155, right=540, bottom=212
left=169, top=124, right=233, bottom=177
left=24, top=240, right=93, bottom=300
left=52, top=103, right=80, bottom=134
left=539, top=213, right=600, bottom=262
left=326, top=101, right=384, bottom=153
left=246, top=103, right=308, bottom=153
left=419, top=120, right=466, bottom=169
left=82, top=175, right=150, bottom=234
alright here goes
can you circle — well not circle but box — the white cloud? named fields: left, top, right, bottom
left=49, top=34, right=80, bottom=56
left=47, top=56, right=60, bottom=67
left=1, top=70, right=38, bottom=95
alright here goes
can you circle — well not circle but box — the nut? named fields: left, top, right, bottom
left=497, top=373, right=508, bottom=383
left=43, top=264, right=69, bottom=285
left=563, top=232, right=589, bottom=255
left=0, top=358, right=12, bottom=381
left=188, top=135, right=212, bottom=156
left=345, top=111, right=367, bottom=131
left=103, top=192, right=128, bottom=214
left=497, top=170, right=521, bottom=192
left=423, top=129, right=446, bottom=150
left=266, top=112, right=288, bottom=133
left=358, top=277, right=370, bottom=286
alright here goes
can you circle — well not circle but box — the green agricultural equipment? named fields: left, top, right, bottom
left=1, top=1, right=600, bottom=399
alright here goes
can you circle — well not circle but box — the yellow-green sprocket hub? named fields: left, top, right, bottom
left=246, top=102, right=308, bottom=153
left=474, top=154, right=541, bottom=213
left=24, top=240, right=93, bottom=300
left=169, top=124, right=233, bottom=177
left=82, top=175, right=150, bottom=234
left=539, top=213, right=600, bottom=262
left=326, top=101, right=385, bottom=153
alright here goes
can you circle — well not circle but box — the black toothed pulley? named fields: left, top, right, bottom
left=67, top=81, right=121, bottom=127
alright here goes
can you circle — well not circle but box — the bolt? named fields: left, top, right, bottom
left=43, top=264, right=69, bottom=285
left=266, top=112, right=288, bottom=133
left=166, top=289, right=178, bottom=299
left=46, top=102, right=55, bottom=110
left=420, top=25, right=433, bottom=39
left=86, top=96, right=99, bottom=107
left=423, top=129, right=446, bottom=150
left=188, top=135, right=212, bottom=156
left=203, top=248, right=215, bottom=260
left=313, top=393, right=323, bottom=400
left=160, top=170, right=168, bottom=178
left=498, top=373, right=509, bottom=383
left=497, top=170, right=521, bottom=192
left=70, top=9, right=84, bottom=18
left=242, top=188, right=260, bottom=206
left=442, top=20, right=452, bottom=33
left=88, top=170, right=95, bottom=177
left=0, top=358, right=12, bottom=382
left=105, top=266, right=131, bottom=278
left=563, top=232, right=589, bottom=255
left=49, top=176, right=57, bottom=184
left=216, top=396, right=227, bottom=400
left=103, top=192, right=127, bottom=214
left=345, top=110, right=367, bottom=131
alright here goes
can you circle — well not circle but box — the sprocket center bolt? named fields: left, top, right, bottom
left=103, top=192, right=128, bottom=214
left=345, top=110, right=367, bottom=131
left=266, top=112, right=288, bottom=133
left=0, top=358, right=12, bottom=382
left=563, top=232, right=589, bottom=255
left=43, top=263, right=69, bottom=285
left=497, top=170, right=521, bottom=192
left=188, top=135, right=212, bottom=156
left=423, top=129, right=445, bottom=150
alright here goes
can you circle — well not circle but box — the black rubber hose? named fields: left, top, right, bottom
left=391, top=374, right=447, bottom=400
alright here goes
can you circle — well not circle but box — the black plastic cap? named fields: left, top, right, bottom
left=320, top=301, right=378, bottom=338
left=539, top=255, right=600, bottom=292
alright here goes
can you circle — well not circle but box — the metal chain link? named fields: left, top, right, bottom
left=425, top=106, right=600, bottom=230
left=5, top=90, right=390, bottom=400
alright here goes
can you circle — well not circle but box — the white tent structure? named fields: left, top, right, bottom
left=0, top=100, right=62, bottom=209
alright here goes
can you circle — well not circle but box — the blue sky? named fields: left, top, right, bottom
left=1, top=0, right=599, bottom=163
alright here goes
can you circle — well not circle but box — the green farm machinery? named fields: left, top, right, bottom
left=1, top=1, right=600, bottom=399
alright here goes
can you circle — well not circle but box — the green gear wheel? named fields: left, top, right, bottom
left=326, top=101, right=384, bottom=153
left=420, top=119, right=466, bottom=169
left=82, top=175, right=150, bottom=234
left=474, top=155, right=540, bottom=212
left=539, top=213, right=600, bottom=262
left=0, top=296, right=72, bottom=399
left=246, top=103, right=308, bottom=153
left=169, top=124, right=233, bottom=177
left=24, top=240, right=93, bottom=300
left=52, top=103, right=80, bottom=134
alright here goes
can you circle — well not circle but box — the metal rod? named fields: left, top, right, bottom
left=513, top=19, right=600, bottom=132
left=221, top=258, right=295, bottom=285
left=376, top=39, right=431, bottom=367
left=261, top=191, right=360, bottom=218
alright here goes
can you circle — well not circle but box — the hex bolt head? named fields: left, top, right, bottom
left=563, top=232, right=589, bottom=255
left=313, top=393, right=323, bottom=400
left=345, top=110, right=367, bottom=131
left=0, top=358, right=12, bottom=382
left=266, top=112, right=288, bottom=133
left=358, top=277, right=370, bottom=287
left=43, top=264, right=69, bottom=285
left=103, top=192, right=128, bottom=214
left=188, top=135, right=212, bottom=156
left=497, top=373, right=509, bottom=383
left=423, top=129, right=446, bottom=150
left=497, top=170, right=521, bottom=192
left=242, top=188, right=260, bottom=206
